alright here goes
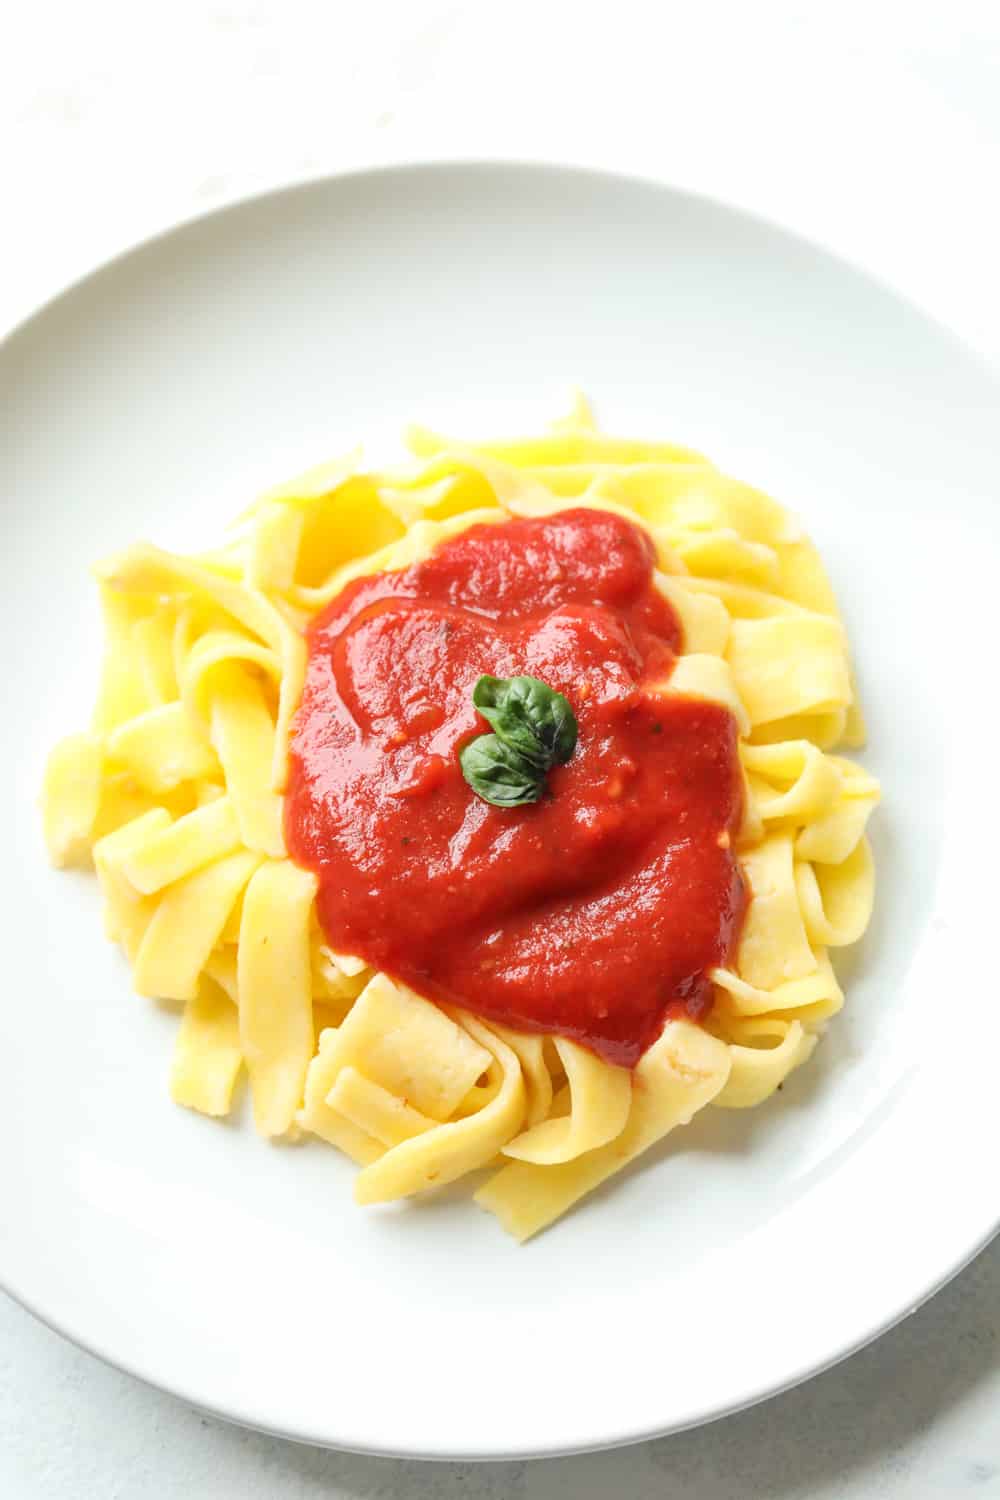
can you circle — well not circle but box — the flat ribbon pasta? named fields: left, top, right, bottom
left=351, top=1015, right=527, bottom=1205
left=42, top=731, right=104, bottom=867
left=795, top=838, right=875, bottom=948
left=475, top=1022, right=731, bottom=1242
left=238, top=858, right=317, bottom=1136
left=501, top=1038, right=631, bottom=1165
left=41, top=400, right=879, bottom=1240
left=713, top=1020, right=816, bottom=1109
left=170, top=976, right=243, bottom=1118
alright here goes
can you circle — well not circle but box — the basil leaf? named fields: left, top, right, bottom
left=461, top=674, right=579, bottom=809
left=472, top=674, right=578, bottom=769
left=459, top=734, right=543, bottom=807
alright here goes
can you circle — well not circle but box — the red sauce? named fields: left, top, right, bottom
left=285, top=508, right=746, bottom=1068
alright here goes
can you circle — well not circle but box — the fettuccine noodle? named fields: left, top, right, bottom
left=41, top=397, right=878, bottom=1239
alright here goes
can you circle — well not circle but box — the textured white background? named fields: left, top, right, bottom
left=4, top=3, right=1000, bottom=1495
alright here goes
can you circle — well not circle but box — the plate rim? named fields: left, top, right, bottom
left=4, top=152, right=999, bottom=386
left=4, top=156, right=999, bottom=1460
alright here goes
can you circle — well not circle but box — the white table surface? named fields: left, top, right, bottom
left=5, top=3, right=1000, bottom=1495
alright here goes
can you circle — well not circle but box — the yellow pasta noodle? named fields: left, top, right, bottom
left=501, top=1038, right=632, bottom=1165
left=238, top=858, right=318, bottom=1136
left=207, top=668, right=286, bottom=857
left=117, top=796, right=242, bottom=895
left=735, top=833, right=818, bottom=990
left=170, top=977, right=243, bottom=1118
left=133, top=848, right=262, bottom=1001
left=299, top=1030, right=384, bottom=1166
left=42, top=731, right=104, bottom=867
left=321, top=974, right=493, bottom=1123
left=475, top=1022, right=731, bottom=1241
left=328, top=1067, right=438, bottom=1149
left=107, top=702, right=219, bottom=795
left=93, top=809, right=170, bottom=960
left=353, top=1014, right=526, bottom=1205
left=40, top=402, right=879, bottom=1240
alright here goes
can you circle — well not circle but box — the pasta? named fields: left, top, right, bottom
left=41, top=397, right=878, bottom=1240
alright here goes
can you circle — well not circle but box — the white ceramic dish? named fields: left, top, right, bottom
left=3, top=162, right=999, bottom=1460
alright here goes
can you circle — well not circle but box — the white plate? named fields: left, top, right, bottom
left=3, top=162, right=999, bottom=1460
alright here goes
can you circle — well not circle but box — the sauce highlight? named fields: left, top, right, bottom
left=285, top=508, right=746, bottom=1068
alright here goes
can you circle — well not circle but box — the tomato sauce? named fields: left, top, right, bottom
left=285, top=508, right=746, bottom=1068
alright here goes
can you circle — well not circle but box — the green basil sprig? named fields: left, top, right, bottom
left=473, top=674, right=577, bottom=768
left=460, top=674, right=578, bottom=807
left=458, top=733, right=545, bottom=807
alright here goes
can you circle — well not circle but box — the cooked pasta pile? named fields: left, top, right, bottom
left=42, top=399, right=878, bottom=1239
